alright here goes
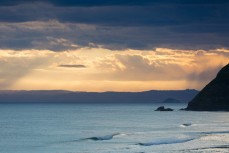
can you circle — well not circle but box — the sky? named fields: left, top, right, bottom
left=0, top=0, right=229, bottom=91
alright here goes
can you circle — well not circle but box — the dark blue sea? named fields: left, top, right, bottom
left=0, top=103, right=229, bottom=153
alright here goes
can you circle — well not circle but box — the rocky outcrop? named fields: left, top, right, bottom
left=186, top=64, right=229, bottom=111
left=155, top=106, right=173, bottom=111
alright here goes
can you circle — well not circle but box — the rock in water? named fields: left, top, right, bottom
left=186, top=63, right=229, bottom=111
left=155, top=106, right=173, bottom=111
left=182, top=123, right=192, bottom=127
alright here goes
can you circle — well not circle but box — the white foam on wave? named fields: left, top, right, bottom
left=202, top=130, right=229, bottom=135
left=200, top=133, right=229, bottom=143
left=118, top=133, right=128, bottom=136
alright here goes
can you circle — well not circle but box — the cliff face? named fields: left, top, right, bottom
left=186, top=64, right=229, bottom=111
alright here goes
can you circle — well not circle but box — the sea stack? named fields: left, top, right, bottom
left=155, top=106, right=173, bottom=111
left=186, top=63, right=229, bottom=111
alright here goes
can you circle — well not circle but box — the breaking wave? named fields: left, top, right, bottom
left=201, top=130, right=229, bottom=135
left=180, top=123, right=192, bottom=127
left=82, top=133, right=121, bottom=141
left=137, top=137, right=195, bottom=146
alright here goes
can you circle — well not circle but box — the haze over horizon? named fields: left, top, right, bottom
left=0, top=0, right=228, bottom=92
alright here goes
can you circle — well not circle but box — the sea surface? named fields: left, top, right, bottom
left=0, top=103, right=229, bottom=153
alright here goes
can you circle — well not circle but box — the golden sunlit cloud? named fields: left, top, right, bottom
left=0, top=47, right=228, bottom=91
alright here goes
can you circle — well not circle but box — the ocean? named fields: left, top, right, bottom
left=0, top=103, right=229, bottom=153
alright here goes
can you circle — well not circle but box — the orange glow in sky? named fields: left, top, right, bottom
left=0, top=48, right=228, bottom=91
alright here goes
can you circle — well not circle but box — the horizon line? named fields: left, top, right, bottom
left=0, top=89, right=199, bottom=93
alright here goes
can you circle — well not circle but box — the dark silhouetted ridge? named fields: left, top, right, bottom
left=0, top=89, right=198, bottom=103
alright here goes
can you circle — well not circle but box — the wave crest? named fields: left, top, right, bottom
left=82, top=133, right=121, bottom=141
left=137, top=137, right=195, bottom=146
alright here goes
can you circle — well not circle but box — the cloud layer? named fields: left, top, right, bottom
left=0, top=0, right=228, bottom=50
left=0, top=48, right=228, bottom=91
left=0, top=1, right=228, bottom=91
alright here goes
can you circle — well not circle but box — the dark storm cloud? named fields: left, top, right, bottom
left=1, top=2, right=229, bottom=26
left=0, top=0, right=228, bottom=50
left=0, top=0, right=228, bottom=6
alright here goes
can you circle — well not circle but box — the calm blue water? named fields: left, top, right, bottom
left=0, top=103, right=229, bottom=153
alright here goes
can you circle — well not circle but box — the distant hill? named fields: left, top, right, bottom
left=186, top=63, right=229, bottom=111
left=0, top=89, right=198, bottom=103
